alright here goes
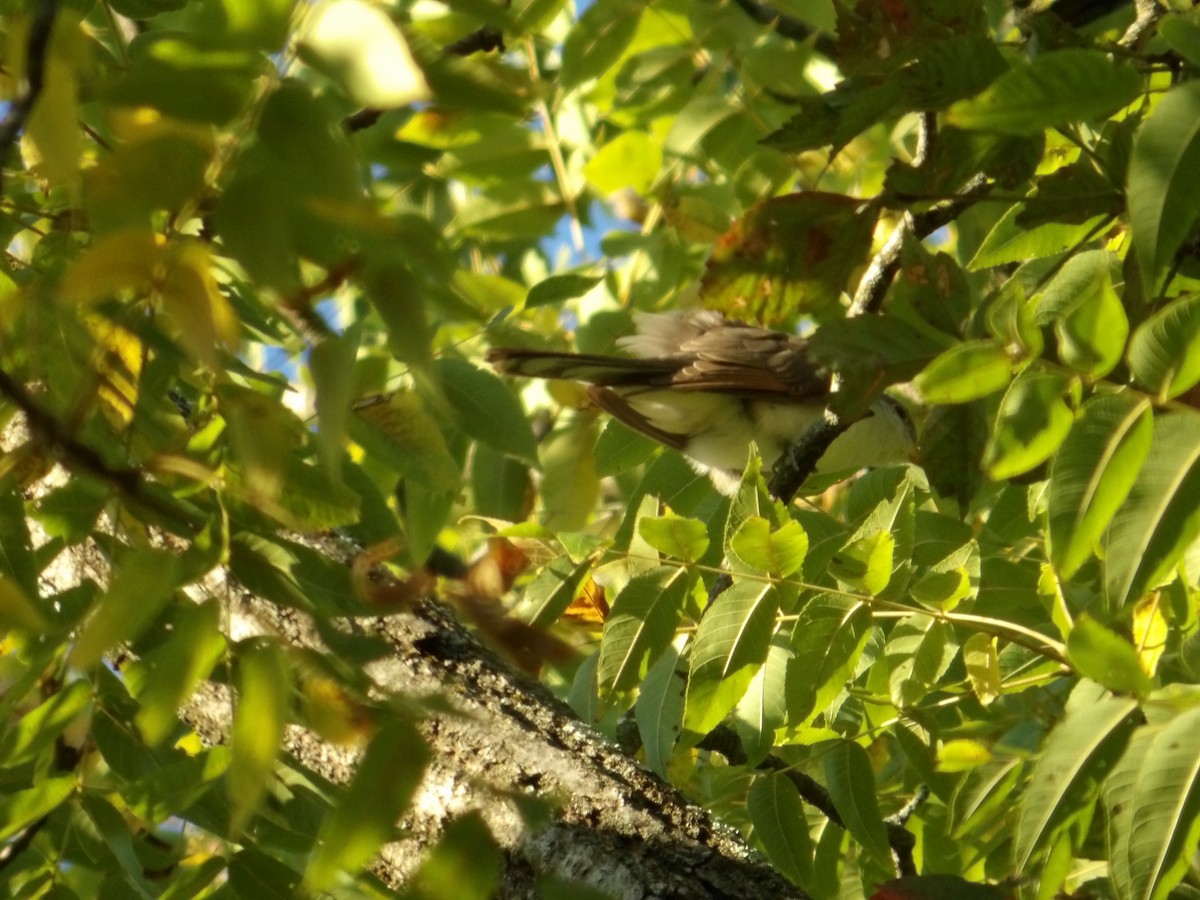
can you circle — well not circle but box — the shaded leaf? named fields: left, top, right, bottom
left=825, top=741, right=890, bottom=865
left=1049, top=394, right=1153, bottom=580
left=1128, top=294, right=1200, bottom=400
left=947, top=49, right=1140, bottom=134
left=1129, top=81, right=1200, bottom=294
left=1104, top=413, right=1200, bottom=607
left=747, top=773, right=814, bottom=887
left=1014, top=682, right=1138, bottom=872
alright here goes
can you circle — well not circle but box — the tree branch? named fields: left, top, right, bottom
left=0, top=0, right=58, bottom=193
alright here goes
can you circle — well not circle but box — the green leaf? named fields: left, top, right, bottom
left=1067, top=616, right=1153, bottom=697
left=1048, top=394, right=1153, bottom=580
left=946, top=49, right=1141, bottom=134
left=348, top=391, right=461, bottom=492
left=69, top=549, right=180, bottom=670
left=886, top=617, right=957, bottom=708
left=408, top=811, right=501, bottom=900
left=689, top=579, right=778, bottom=682
left=32, top=476, right=109, bottom=545
left=1014, top=681, right=1138, bottom=872
left=635, top=645, right=685, bottom=777
left=1113, top=707, right=1200, bottom=900
left=437, top=357, right=539, bottom=466
left=685, top=580, right=778, bottom=734
left=729, top=517, right=807, bottom=578
left=984, top=369, right=1077, bottom=480
left=1104, top=413, right=1200, bottom=607
left=1129, top=81, right=1200, bottom=294
left=583, top=130, right=662, bottom=197
left=734, top=632, right=790, bottom=763
left=638, top=512, right=710, bottom=563
left=969, top=202, right=1110, bottom=270
left=747, top=773, right=814, bottom=887
left=559, top=0, right=642, bottom=89
left=525, top=272, right=604, bottom=308
left=938, top=738, right=994, bottom=773
left=824, top=741, right=890, bottom=865
left=133, top=601, right=226, bottom=746
left=0, top=775, right=76, bottom=842
left=1037, top=250, right=1127, bottom=379
left=310, top=324, right=360, bottom=478
left=305, top=715, right=430, bottom=891
left=0, top=680, right=91, bottom=768
left=598, top=566, right=690, bottom=693
left=471, top=442, right=532, bottom=522
left=0, top=478, right=37, bottom=597
left=81, top=793, right=155, bottom=897
left=786, top=594, right=871, bottom=726
left=230, top=637, right=291, bottom=836
left=229, top=847, right=302, bottom=898
left=919, top=402, right=988, bottom=513
left=524, top=556, right=595, bottom=627
left=1128, top=294, right=1200, bottom=399
left=1160, top=13, right=1200, bottom=68
left=828, top=531, right=894, bottom=595
left=914, top=340, right=1013, bottom=403
left=299, top=0, right=430, bottom=107
left=539, top=415, right=601, bottom=531
left=963, top=633, right=1002, bottom=706
left=593, top=418, right=659, bottom=477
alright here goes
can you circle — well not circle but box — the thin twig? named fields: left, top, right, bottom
left=730, top=0, right=836, bottom=56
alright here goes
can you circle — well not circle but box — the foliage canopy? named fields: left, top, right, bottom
left=5, top=1, right=1200, bottom=898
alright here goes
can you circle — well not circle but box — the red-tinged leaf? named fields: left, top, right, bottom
left=700, top=192, right=878, bottom=322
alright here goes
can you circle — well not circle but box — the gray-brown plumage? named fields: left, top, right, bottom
left=489, top=310, right=914, bottom=494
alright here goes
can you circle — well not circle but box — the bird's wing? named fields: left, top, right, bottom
left=490, top=313, right=830, bottom=400
left=585, top=387, right=690, bottom=450
left=670, top=324, right=830, bottom=399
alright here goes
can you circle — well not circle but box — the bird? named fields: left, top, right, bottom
left=487, top=310, right=916, bottom=495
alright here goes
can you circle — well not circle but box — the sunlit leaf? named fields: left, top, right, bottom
left=729, top=516, right=807, bottom=577
left=229, top=637, right=291, bottom=835
left=69, top=549, right=180, bottom=670
left=984, top=369, right=1077, bottom=480
left=1067, top=616, right=1153, bottom=697
left=638, top=511, right=710, bottom=563
left=299, top=0, right=431, bottom=107
left=914, top=340, right=1013, bottom=404
left=0, top=776, right=76, bottom=842
left=560, top=0, right=642, bottom=89
left=597, top=566, right=690, bottom=693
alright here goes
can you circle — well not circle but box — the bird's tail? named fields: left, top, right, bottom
left=486, top=348, right=676, bottom=386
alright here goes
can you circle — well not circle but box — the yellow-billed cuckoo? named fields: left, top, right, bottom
left=488, top=310, right=915, bottom=495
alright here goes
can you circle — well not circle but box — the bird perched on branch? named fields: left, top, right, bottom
left=488, top=310, right=916, bottom=495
